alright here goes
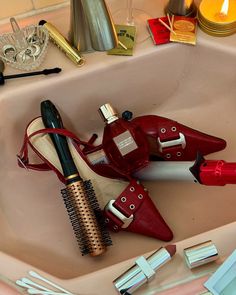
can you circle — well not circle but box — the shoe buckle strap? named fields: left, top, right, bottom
left=105, top=200, right=134, bottom=229
left=16, top=154, right=29, bottom=171
left=157, top=132, right=186, bottom=152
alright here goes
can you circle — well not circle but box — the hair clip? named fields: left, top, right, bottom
left=16, top=48, right=36, bottom=64
left=27, top=32, right=41, bottom=45
left=3, top=44, right=16, bottom=60
left=30, top=44, right=41, bottom=57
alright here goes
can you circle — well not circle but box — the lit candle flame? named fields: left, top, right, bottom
left=220, top=0, right=229, bottom=15
left=215, top=0, right=229, bottom=21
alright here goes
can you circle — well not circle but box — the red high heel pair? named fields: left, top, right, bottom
left=17, top=115, right=172, bottom=242
left=17, top=103, right=226, bottom=243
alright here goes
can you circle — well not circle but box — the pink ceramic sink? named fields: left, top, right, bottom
left=0, top=1, right=236, bottom=294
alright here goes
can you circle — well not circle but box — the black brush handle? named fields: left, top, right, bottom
left=41, top=100, right=80, bottom=181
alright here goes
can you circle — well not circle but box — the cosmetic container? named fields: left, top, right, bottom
left=39, top=20, right=84, bottom=66
left=165, top=0, right=197, bottom=17
left=99, top=103, right=149, bottom=175
left=184, top=240, right=219, bottom=269
left=204, top=250, right=236, bottom=295
left=0, top=24, right=49, bottom=71
left=113, top=245, right=176, bottom=294
left=198, top=0, right=236, bottom=37
left=70, top=0, right=118, bottom=52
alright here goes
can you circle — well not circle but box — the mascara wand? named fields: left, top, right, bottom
left=41, top=100, right=111, bottom=256
left=0, top=67, right=61, bottom=85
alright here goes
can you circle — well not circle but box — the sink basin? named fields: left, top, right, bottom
left=0, top=3, right=236, bottom=294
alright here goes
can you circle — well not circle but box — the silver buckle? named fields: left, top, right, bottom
left=16, top=155, right=29, bottom=171
left=105, top=200, right=134, bottom=229
left=157, top=132, right=186, bottom=152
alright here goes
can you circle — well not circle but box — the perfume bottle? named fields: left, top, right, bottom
left=99, top=103, right=149, bottom=174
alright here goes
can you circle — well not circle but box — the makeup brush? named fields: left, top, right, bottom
left=41, top=100, right=111, bottom=256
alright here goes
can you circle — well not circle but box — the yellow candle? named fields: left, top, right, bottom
left=199, top=0, right=236, bottom=23
left=186, top=0, right=193, bottom=8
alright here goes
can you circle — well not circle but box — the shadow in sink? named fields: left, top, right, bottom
left=0, top=42, right=236, bottom=279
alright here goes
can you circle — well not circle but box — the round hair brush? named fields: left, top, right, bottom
left=41, top=100, right=112, bottom=256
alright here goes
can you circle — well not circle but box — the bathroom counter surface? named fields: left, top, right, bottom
left=0, top=0, right=236, bottom=98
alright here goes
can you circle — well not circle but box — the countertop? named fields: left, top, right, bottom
left=0, top=0, right=236, bottom=99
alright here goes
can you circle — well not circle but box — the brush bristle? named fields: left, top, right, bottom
left=61, top=188, right=88, bottom=254
left=61, top=180, right=112, bottom=256
left=84, top=180, right=112, bottom=247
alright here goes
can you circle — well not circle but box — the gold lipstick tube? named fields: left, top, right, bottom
left=39, top=20, right=85, bottom=66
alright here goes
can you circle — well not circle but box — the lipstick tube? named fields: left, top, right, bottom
left=184, top=240, right=219, bottom=269
left=39, top=20, right=84, bottom=66
left=113, top=245, right=176, bottom=294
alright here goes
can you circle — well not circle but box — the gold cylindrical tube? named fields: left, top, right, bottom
left=40, top=20, right=85, bottom=66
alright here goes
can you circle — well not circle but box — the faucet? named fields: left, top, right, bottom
left=69, top=0, right=118, bottom=53
left=165, top=0, right=197, bottom=17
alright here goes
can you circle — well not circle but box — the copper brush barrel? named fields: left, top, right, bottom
left=41, top=100, right=111, bottom=256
